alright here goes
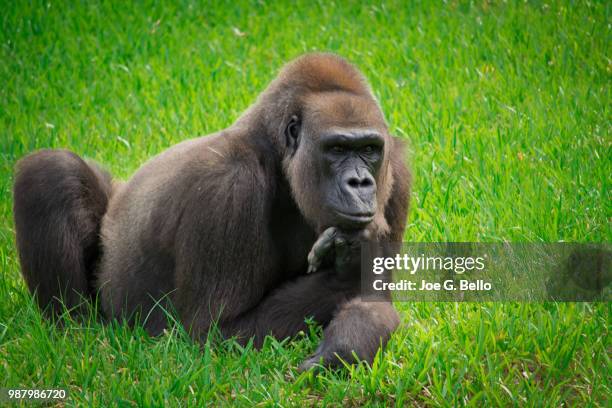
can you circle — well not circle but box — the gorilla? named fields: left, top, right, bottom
left=13, top=53, right=411, bottom=370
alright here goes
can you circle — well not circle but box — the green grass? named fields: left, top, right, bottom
left=0, top=0, right=610, bottom=406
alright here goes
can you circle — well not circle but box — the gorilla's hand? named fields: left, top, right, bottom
left=307, top=227, right=370, bottom=281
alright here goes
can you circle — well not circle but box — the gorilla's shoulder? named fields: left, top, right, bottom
left=132, top=131, right=270, bottom=183
left=109, top=132, right=275, bottom=221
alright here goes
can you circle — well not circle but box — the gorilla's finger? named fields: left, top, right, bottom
left=307, top=227, right=337, bottom=273
left=297, top=355, right=323, bottom=372
left=297, top=350, right=345, bottom=372
left=335, top=236, right=362, bottom=281
left=359, top=228, right=372, bottom=241
left=334, top=237, right=350, bottom=272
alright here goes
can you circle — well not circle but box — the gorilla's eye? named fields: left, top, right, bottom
left=331, top=145, right=345, bottom=154
left=361, top=145, right=381, bottom=155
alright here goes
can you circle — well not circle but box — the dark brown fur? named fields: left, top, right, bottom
left=13, top=150, right=112, bottom=315
left=13, top=53, right=411, bottom=368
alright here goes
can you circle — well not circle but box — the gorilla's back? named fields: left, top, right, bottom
left=96, top=132, right=244, bottom=328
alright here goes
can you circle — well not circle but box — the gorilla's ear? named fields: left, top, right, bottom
left=285, top=115, right=300, bottom=155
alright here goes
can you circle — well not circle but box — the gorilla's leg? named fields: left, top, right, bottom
left=219, top=270, right=358, bottom=347
left=298, top=298, right=399, bottom=370
left=13, top=149, right=112, bottom=315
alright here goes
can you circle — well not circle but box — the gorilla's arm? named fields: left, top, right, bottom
left=299, top=298, right=399, bottom=370
left=219, top=270, right=358, bottom=347
left=300, top=236, right=399, bottom=370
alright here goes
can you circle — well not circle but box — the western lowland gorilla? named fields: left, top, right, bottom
left=13, top=53, right=411, bottom=370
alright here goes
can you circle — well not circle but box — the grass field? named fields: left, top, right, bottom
left=1, top=0, right=610, bottom=406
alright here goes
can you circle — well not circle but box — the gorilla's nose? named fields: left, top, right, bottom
left=344, top=171, right=375, bottom=194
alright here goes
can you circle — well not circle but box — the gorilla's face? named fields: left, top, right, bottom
left=316, top=128, right=384, bottom=228
left=284, top=92, right=389, bottom=231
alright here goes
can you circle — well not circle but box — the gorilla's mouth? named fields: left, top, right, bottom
left=335, top=210, right=375, bottom=226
